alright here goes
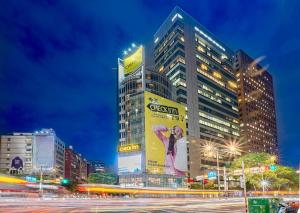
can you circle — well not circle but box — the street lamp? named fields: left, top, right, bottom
left=202, top=142, right=241, bottom=194
left=270, top=155, right=276, bottom=163
left=261, top=179, right=269, bottom=194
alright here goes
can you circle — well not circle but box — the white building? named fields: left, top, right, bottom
left=32, top=129, right=65, bottom=178
left=0, top=129, right=65, bottom=178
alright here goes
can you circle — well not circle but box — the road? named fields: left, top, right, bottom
left=0, top=197, right=245, bottom=212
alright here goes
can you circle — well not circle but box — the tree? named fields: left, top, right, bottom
left=88, top=172, right=118, bottom=185
left=229, top=152, right=298, bottom=191
left=230, top=152, right=275, bottom=169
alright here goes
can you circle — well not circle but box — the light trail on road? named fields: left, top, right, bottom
left=0, top=197, right=244, bottom=212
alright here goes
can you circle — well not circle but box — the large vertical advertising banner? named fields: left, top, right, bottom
left=123, top=46, right=143, bottom=76
left=144, top=91, right=187, bottom=176
left=32, top=135, right=55, bottom=173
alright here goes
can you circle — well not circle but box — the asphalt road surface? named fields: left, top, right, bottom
left=0, top=197, right=245, bottom=212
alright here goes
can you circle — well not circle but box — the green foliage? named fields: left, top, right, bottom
left=230, top=152, right=275, bottom=169
left=204, top=180, right=217, bottom=189
left=190, top=183, right=202, bottom=189
left=88, top=172, right=118, bottom=185
left=189, top=181, right=216, bottom=190
left=229, top=153, right=298, bottom=190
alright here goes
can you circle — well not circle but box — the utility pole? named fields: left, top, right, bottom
left=242, top=161, right=248, bottom=213
left=261, top=172, right=265, bottom=196
left=39, top=166, right=43, bottom=197
left=224, top=166, right=227, bottom=191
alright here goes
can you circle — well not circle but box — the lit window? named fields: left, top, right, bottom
left=197, top=46, right=205, bottom=53
left=200, top=64, right=208, bottom=71
left=221, top=54, right=228, bottom=60
left=228, top=81, right=237, bottom=89
left=213, top=71, right=222, bottom=79
left=194, top=27, right=225, bottom=51
left=159, top=66, right=164, bottom=72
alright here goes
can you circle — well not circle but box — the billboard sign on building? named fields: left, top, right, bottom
left=124, top=46, right=143, bottom=76
left=118, top=144, right=141, bottom=153
left=11, top=156, right=23, bottom=170
left=9, top=156, right=24, bottom=175
left=118, top=154, right=142, bottom=174
left=32, top=135, right=55, bottom=173
left=144, top=91, right=187, bottom=176
left=208, top=171, right=217, bottom=180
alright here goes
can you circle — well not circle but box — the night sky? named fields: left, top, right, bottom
left=0, top=0, right=299, bottom=168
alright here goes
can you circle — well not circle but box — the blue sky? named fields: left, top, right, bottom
left=0, top=0, right=299, bottom=167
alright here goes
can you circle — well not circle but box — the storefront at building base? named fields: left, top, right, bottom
left=119, top=174, right=186, bottom=188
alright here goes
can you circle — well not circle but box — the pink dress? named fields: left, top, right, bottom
left=152, top=125, right=185, bottom=176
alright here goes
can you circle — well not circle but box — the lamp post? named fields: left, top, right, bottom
left=39, top=166, right=43, bottom=196
left=205, top=145, right=221, bottom=195
left=203, top=142, right=241, bottom=195
left=242, top=161, right=248, bottom=213
left=216, top=149, right=220, bottom=194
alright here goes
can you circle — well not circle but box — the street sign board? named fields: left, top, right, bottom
left=195, top=176, right=204, bottom=181
left=208, top=171, right=217, bottom=180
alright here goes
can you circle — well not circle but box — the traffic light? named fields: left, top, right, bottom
left=270, top=165, right=277, bottom=171
left=60, top=178, right=70, bottom=186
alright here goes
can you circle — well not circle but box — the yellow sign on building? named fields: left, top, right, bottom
left=118, top=144, right=141, bottom=153
left=124, top=46, right=143, bottom=76
left=144, top=91, right=187, bottom=176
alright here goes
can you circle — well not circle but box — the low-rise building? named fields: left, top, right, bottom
left=88, top=161, right=105, bottom=174
left=64, top=146, right=88, bottom=183
left=0, top=129, right=65, bottom=178
left=0, top=133, right=34, bottom=175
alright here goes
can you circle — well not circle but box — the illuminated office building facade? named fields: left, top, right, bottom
left=153, top=7, right=240, bottom=177
left=235, top=50, right=278, bottom=156
left=118, top=45, right=188, bottom=187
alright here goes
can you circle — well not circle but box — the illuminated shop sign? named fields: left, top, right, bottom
left=118, top=144, right=141, bottom=153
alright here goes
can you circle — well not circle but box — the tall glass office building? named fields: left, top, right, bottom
left=153, top=7, right=240, bottom=178
left=235, top=50, right=278, bottom=157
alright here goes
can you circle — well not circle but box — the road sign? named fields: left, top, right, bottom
left=195, top=176, right=203, bottom=181
left=208, top=171, right=217, bottom=180
left=25, top=176, right=37, bottom=183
